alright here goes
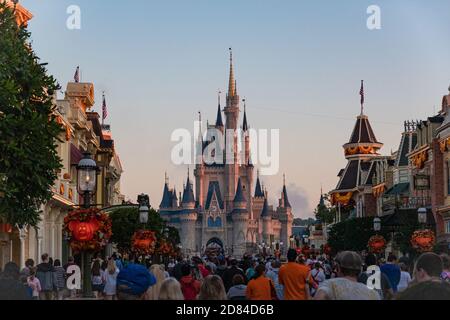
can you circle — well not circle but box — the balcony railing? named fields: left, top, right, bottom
left=382, top=196, right=431, bottom=211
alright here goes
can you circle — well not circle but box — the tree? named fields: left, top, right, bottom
left=108, top=207, right=180, bottom=253
left=314, top=194, right=336, bottom=224
left=328, top=217, right=391, bottom=254
left=0, top=3, right=62, bottom=227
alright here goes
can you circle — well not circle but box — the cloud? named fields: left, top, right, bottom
left=286, top=183, right=313, bottom=219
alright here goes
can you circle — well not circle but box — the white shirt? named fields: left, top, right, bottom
left=397, top=271, right=412, bottom=292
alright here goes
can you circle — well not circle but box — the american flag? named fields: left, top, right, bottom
left=360, top=80, right=365, bottom=106
left=74, top=66, right=80, bottom=83
left=102, top=94, right=108, bottom=121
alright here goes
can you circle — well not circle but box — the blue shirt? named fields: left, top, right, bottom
left=380, top=263, right=401, bottom=292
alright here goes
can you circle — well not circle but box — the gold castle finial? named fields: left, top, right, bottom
left=228, top=48, right=235, bottom=97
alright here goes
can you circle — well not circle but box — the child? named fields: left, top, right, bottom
left=27, top=268, right=42, bottom=300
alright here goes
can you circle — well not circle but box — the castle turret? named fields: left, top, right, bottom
left=180, top=172, right=197, bottom=254
left=224, top=48, right=240, bottom=210
left=278, top=175, right=293, bottom=253
left=261, top=194, right=272, bottom=246
left=232, top=178, right=248, bottom=257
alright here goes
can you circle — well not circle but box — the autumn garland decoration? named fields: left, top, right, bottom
left=368, top=235, right=386, bottom=254
left=411, top=229, right=436, bottom=252
left=131, top=230, right=157, bottom=255
left=63, top=208, right=112, bottom=253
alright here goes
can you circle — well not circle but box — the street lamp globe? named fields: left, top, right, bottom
left=139, top=204, right=149, bottom=224
left=373, top=217, right=381, bottom=232
left=77, top=152, right=98, bottom=194
left=418, top=208, right=427, bottom=225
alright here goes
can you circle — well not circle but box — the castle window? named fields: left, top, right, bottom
left=447, top=160, right=450, bottom=196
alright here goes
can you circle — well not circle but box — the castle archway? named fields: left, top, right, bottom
left=204, top=237, right=224, bottom=256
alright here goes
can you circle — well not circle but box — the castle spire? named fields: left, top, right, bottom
left=255, top=170, right=264, bottom=197
left=282, top=174, right=291, bottom=208
left=228, top=48, right=235, bottom=97
left=242, top=99, right=248, bottom=131
left=215, top=90, right=224, bottom=127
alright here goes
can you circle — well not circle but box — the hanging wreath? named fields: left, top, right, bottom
left=368, top=235, right=386, bottom=254
left=411, top=229, right=436, bottom=252
left=131, top=230, right=157, bottom=255
left=156, top=239, right=173, bottom=256
left=63, top=208, right=112, bottom=253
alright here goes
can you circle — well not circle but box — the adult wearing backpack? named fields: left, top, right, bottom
left=179, top=264, right=201, bottom=300
left=36, top=253, right=56, bottom=300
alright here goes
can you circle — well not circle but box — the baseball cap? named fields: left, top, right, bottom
left=117, top=263, right=156, bottom=296
left=335, top=251, right=363, bottom=271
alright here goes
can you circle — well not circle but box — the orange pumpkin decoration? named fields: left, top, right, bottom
left=68, top=219, right=99, bottom=242
left=411, top=229, right=435, bottom=252
left=132, top=230, right=157, bottom=255
left=368, top=235, right=386, bottom=254
left=63, top=208, right=112, bottom=253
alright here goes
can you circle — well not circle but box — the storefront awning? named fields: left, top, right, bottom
left=385, top=182, right=410, bottom=196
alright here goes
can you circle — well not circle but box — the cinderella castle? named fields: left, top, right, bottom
left=159, top=50, right=294, bottom=258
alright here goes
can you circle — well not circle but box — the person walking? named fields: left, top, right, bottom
left=27, top=268, right=41, bottom=300
left=36, top=253, right=56, bottom=300
left=222, top=259, right=245, bottom=292
left=440, top=254, right=450, bottom=282
left=397, top=263, right=412, bottom=293
left=198, top=275, right=227, bottom=300
left=91, top=260, right=104, bottom=299
left=116, top=264, right=156, bottom=300
left=103, top=258, right=120, bottom=300
left=158, top=278, right=184, bottom=300
left=53, top=259, right=66, bottom=300
left=279, top=249, right=311, bottom=300
left=246, top=264, right=277, bottom=300
left=309, top=262, right=326, bottom=297
left=180, top=264, right=201, bottom=300
left=145, top=264, right=165, bottom=300
left=380, top=254, right=401, bottom=293
left=412, top=252, right=444, bottom=283
left=0, top=262, right=30, bottom=300
left=314, top=251, right=380, bottom=300
left=358, top=253, right=393, bottom=300
left=266, top=260, right=283, bottom=300
left=227, top=274, right=247, bottom=300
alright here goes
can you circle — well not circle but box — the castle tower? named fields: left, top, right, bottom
left=330, top=81, right=383, bottom=218
left=261, top=194, right=272, bottom=246
left=195, top=111, right=205, bottom=206
left=278, top=175, right=293, bottom=252
left=180, top=171, right=197, bottom=254
left=231, top=178, right=248, bottom=257
left=224, top=49, right=240, bottom=210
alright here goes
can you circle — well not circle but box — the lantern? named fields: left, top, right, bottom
left=373, top=217, right=381, bottom=232
left=77, top=153, right=98, bottom=195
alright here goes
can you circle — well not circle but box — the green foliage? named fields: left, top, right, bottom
left=0, top=3, right=62, bottom=227
left=328, top=217, right=391, bottom=253
left=108, top=207, right=180, bottom=253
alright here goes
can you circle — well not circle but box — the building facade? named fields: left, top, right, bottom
left=159, top=53, right=294, bottom=257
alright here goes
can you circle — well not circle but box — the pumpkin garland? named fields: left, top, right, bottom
left=63, top=208, right=112, bottom=253
left=411, top=229, right=435, bottom=252
left=368, top=235, right=386, bottom=254
left=131, top=230, right=157, bottom=255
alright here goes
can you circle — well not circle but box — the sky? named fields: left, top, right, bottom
left=20, top=0, right=450, bottom=218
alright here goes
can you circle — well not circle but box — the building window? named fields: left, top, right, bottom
left=446, top=220, right=450, bottom=234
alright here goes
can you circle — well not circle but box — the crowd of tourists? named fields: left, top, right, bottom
left=1, top=249, right=450, bottom=300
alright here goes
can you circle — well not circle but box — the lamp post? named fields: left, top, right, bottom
left=373, top=217, right=381, bottom=233
left=76, top=152, right=99, bottom=298
left=418, top=208, right=427, bottom=227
